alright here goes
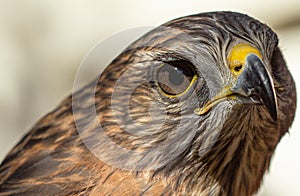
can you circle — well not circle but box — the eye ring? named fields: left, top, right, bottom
left=156, top=60, right=198, bottom=98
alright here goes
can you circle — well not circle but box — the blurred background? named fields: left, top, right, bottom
left=0, top=1, right=299, bottom=195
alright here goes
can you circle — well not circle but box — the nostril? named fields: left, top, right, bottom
left=234, top=65, right=243, bottom=73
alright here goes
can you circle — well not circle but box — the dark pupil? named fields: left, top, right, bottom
left=169, top=67, right=184, bottom=85
left=157, top=60, right=195, bottom=95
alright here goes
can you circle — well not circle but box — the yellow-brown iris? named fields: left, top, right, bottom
left=157, top=60, right=198, bottom=98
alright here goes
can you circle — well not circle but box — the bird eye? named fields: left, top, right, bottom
left=156, top=60, right=197, bottom=97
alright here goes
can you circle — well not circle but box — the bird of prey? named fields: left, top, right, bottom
left=0, top=11, right=296, bottom=196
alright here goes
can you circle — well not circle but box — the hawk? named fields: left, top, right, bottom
left=0, top=11, right=296, bottom=196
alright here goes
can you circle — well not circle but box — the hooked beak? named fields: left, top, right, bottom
left=195, top=54, right=278, bottom=121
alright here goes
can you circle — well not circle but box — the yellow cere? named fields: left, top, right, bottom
left=228, top=43, right=262, bottom=76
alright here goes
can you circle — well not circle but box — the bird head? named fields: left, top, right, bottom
left=74, top=11, right=296, bottom=195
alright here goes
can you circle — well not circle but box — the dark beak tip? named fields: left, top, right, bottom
left=233, top=54, right=278, bottom=121
left=269, top=105, right=278, bottom=121
left=268, top=98, right=278, bottom=121
left=272, top=113, right=278, bottom=121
